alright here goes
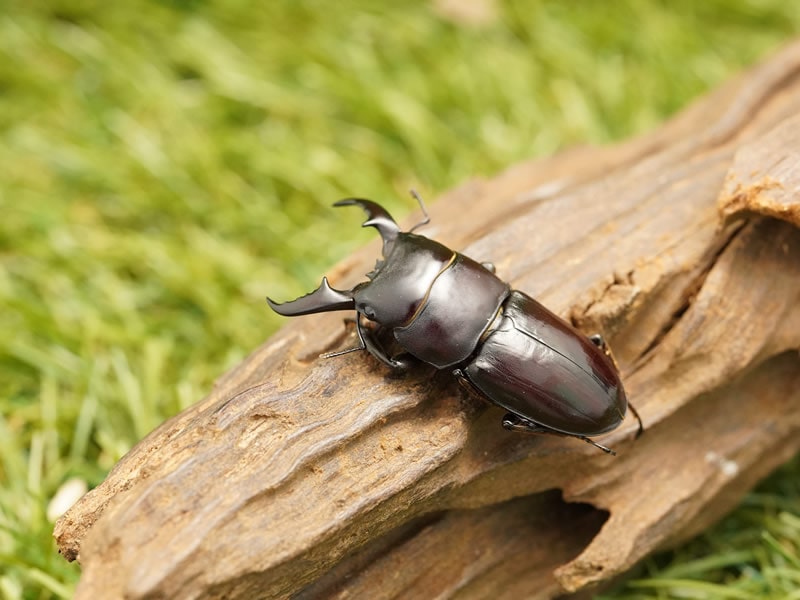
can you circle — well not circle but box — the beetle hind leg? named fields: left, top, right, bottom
left=628, top=401, right=645, bottom=439
left=577, top=435, right=616, bottom=456
left=501, top=413, right=617, bottom=456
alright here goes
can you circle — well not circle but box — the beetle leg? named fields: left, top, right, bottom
left=628, top=401, right=645, bottom=439
left=356, top=314, right=413, bottom=371
left=501, top=413, right=617, bottom=456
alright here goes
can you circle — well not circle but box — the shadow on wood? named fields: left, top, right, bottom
left=55, top=41, right=800, bottom=599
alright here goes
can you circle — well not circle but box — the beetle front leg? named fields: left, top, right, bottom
left=357, top=315, right=413, bottom=371
left=453, top=368, right=485, bottom=397
left=502, top=413, right=617, bottom=456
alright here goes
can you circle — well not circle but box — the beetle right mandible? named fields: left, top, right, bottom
left=268, top=193, right=643, bottom=455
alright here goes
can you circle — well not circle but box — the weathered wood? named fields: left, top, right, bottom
left=55, top=41, right=800, bottom=599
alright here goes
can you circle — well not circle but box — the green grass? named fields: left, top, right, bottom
left=601, top=456, right=800, bottom=599
left=1, top=1, right=798, bottom=598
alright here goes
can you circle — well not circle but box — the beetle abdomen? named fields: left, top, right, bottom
left=394, top=254, right=509, bottom=369
left=463, top=291, right=627, bottom=436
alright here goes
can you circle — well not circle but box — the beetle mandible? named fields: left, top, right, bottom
left=267, top=193, right=643, bottom=455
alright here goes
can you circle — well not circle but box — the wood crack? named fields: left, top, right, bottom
left=630, top=218, right=749, bottom=368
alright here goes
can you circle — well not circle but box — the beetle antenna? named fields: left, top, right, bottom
left=408, top=189, right=431, bottom=232
left=320, top=318, right=367, bottom=359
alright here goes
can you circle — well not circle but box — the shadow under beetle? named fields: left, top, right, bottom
left=267, top=193, right=643, bottom=455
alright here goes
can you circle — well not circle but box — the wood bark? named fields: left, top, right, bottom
left=55, top=41, right=800, bottom=599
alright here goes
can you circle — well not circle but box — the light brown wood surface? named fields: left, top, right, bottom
left=55, top=41, right=800, bottom=599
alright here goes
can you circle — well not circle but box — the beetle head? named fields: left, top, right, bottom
left=339, top=200, right=453, bottom=326
left=350, top=234, right=453, bottom=326
left=267, top=199, right=401, bottom=318
left=267, top=199, right=452, bottom=327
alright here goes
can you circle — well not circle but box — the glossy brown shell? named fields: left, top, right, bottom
left=463, top=291, right=627, bottom=436
left=394, top=252, right=509, bottom=368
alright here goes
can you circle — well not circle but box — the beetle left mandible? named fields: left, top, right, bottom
left=267, top=194, right=643, bottom=455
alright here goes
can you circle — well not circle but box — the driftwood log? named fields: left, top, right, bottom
left=56, top=41, right=800, bottom=599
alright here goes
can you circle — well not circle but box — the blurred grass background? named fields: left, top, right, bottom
left=1, top=1, right=799, bottom=598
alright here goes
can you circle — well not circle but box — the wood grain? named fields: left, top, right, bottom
left=55, top=41, right=800, bottom=599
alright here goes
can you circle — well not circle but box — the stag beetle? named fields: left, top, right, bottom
left=267, top=194, right=643, bottom=455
